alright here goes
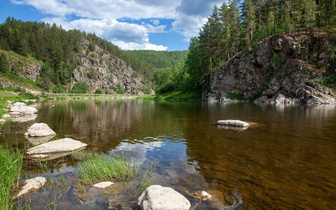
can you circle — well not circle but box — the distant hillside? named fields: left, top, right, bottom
left=125, top=50, right=188, bottom=69
left=0, top=17, right=155, bottom=94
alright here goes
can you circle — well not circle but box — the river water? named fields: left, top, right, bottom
left=1, top=99, right=336, bottom=209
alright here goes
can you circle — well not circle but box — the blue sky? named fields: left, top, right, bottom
left=0, top=0, right=225, bottom=51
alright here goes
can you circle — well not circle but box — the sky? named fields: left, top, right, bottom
left=0, top=0, right=226, bottom=51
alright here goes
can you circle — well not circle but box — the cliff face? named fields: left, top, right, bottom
left=209, top=33, right=336, bottom=104
left=70, top=39, right=144, bottom=94
left=1, top=39, right=146, bottom=94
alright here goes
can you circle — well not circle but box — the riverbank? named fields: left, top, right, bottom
left=138, top=91, right=201, bottom=101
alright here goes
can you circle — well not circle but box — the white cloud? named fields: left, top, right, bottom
left=42, top=17, right=168, bottom=50
left=150, top=19, right=160, bottom=26
left=10, top=0, right=225, bottom=50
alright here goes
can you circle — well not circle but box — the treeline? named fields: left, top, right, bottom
left=0, top=17, right=155, bottom=91
left=125, top=50, right=188, bottom=69
left=166, top=0, right=336, bottom=94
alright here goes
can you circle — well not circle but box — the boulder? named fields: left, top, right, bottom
left=217, top=120, right=249, bottom=128
left=138, top=185, right=191, bottom=210
left=93, top=181, right=114, bottom=189
left=10, top=102, right=38, bottom=116
left=26, top=138, right=87, bottom=155
left=0, top=119, right=5, bottom=124
left=16, top=177, right=46, bottom=197
left=24, top=123, right=56, bottom=137
left=2, top=114, right=11, bottom=119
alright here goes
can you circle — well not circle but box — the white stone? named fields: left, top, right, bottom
left=27, top=138, right=87, bottom=155
left=0, top=119, right=5, bottom=124
left=217, top=120, right=249, bottom=127
left=10, top=102, right=38, bottom=116
left=16, top=177, right=46, bottom=197
left=2, top=114, right=11, bottom=118
left=201, top=191, right=212, bottom=199
left=24, top=123, right=56, bottom=137
left=93, top=181, right=114, bottom=189
left=138, top=185, right=191, bottom=210
left=11, top=114, right=37, bottom=123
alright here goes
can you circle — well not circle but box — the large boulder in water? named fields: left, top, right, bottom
left=217, top=120, right=249, bottom=128
left=24, top=123, right=56, bottom=137
left=26, top=138, right=87, bottom=155
left=16, top=177, right=46, bottom=197
left=138, top=185, right=191, bottom=210
left=10, top=102, right=38, bottom=116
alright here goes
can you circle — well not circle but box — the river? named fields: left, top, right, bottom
left=1, top=98, right=336, bottom=209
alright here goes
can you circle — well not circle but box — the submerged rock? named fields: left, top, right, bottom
left=24, top=123, right=56, bottom=137
left=10, top=102, right=38, bottom=116
left=138, top=185, right=191, bottom=210
left=93, top=181, right=114, bottom=189
left=16, top=177, right=46, bottom=197
left=26, top=138, right=87, bottom=155
left=201, top=191, right=212, bottom=200
left=217, top=120, right=249, bottom=128
left=11, top=114, right=37, bottom=123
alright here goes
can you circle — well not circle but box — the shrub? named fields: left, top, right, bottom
left=95, top=88, right=104, bottom=94
left=71, top=82, right=88, bottom=93
left=142, top=85, right=152, bottom=94
left=116, top=86, right=126, bottom=94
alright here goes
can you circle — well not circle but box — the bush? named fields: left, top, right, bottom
left=52, top=83, right=65, bottom=93
left=116, top=86, right=126, bottom=94
left=142, top=85, right=152, bottom=94
left=95, top=88, right=104, bottom=94
left=18, top=92, right=39, bottom=99
left=71, top=82, right=88, bottom=93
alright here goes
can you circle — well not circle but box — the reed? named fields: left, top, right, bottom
left=0, top=146, right=23, bottom=210
left=75, top=153, right=138, bottom=185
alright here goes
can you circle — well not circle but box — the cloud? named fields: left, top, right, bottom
left=10, top=0, right=225, bottom=50
left=150, top=19, right=160, bottom=26
left=42, top=17, right=168, bottom=50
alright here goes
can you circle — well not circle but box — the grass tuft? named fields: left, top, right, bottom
left=75, top=153, right=138, bottom=185
left=0, top=146, right=23, bottom=209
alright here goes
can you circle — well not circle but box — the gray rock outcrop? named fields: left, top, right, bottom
left=138, top=185, right=191, bottom=210
left=209, top=34, right=336, bottom=104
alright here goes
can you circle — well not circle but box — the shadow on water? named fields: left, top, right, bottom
left=1, top=99, right=336, bottom=209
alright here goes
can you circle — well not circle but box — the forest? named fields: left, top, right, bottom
left=0, top=17, right=156, bottom=91
left=159, top=0, right=336, bottom=95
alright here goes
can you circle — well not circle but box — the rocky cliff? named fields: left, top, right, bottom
left=1, top=39, right=146, bottom=94
left=208, top=32, right=336, bottom=104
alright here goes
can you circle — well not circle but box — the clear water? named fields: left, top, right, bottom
left=1, top=99, right=336, bottom=209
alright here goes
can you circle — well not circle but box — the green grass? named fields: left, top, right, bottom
left=139, top=91, right=201, bottom=101
left=0, top=146, right=23, bottom=210
left=0, top=72, right=42, bottom=91
left=227, top=93, right=245, bottom=100
left=75, top=153, right=138, bottom=185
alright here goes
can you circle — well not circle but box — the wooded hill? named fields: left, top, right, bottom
left=0, top=17, right=157, bottom=93
left=174, top=0, right=336, bottom=94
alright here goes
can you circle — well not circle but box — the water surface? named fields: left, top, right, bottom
left=1, top=99, right=335, bottom=209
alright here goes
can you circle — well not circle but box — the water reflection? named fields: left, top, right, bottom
left=1, top=99, right=335, bottom=209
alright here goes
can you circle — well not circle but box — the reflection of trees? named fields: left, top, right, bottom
left=184, top=104, right=336, bottom=209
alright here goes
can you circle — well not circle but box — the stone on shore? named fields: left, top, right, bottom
left=24, top=123, right=56, bottom=137
left=16, top=177, right=46, bottom=197
left=217, top=120, right=249, bottom=128
left=26, top=138, right=87, bottom=155
left=2, top=114, right=11, bottom=119
left=11, top=114, right=37, bottom=123
left=10, top=102, right=38, bottom=116
left=0, top=119, right=5, bottom=124
left=93, top=181, right=114, bottom=189
left=138, top=185, right=191, bottom=210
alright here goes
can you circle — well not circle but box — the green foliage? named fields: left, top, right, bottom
left=0, top=72, right=42, bottom=91
left=52, top=83, right=65, bottom=93
left=75, top=153, right=138, bottom=184
left=18, top=92, right=39, bottom=99
left=321, top=74, right=336, bottom=89
left=116, top=86, right=126, bottom=94
left=227, top=93, right=245, bottom=100
left=270, top=53, right=282, bottom=69
left=71, top=82, right=88, bottom=93
left=90, top=53, right=95, bottom=58
left=142, top=85, right=152, bottom=94
left=0, top=53, right=9, bottom=73
left=95, top=88, right=104, bottom=94
left=0, top=146, right=23, bottom=209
